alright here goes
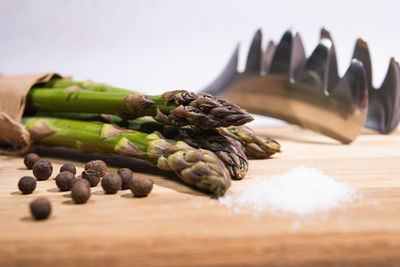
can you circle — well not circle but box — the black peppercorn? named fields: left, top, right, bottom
left=101, top=173, right=122, bottom=194
left=84, top=160, right=107, bottom=177
left=55, top=171, right=75, bottom=191
left=71, top=178, right=90, bottom=188
left=71, top=182, right=91, bottom=204
left=24, top=153, right=40, bottom=169
left=18, top=176, right=37, bottom=194
left=82, top=169, right=101, bottom=187
left=30, top=198, right=51, bottom=220
left=60, top=163, right=76, bottom=175
left=32, top=159, right=53, bottom=180
left=117, top=168, right=133, bottom=190
left=129, top=176, right=153, bottom=197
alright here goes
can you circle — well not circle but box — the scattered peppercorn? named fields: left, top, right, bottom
left=117, top=168, right=133, bottom=190
left=101, top=173, right=122, bottom=194
left=71, top=178, right=90, bottom=188
left=55, top=171, right=75, bottom=191
left=71, top=182, right=91, bottom=204
left=32, top=159, right=53, bottom=180
left=81, top=169, right=101, bottom=187
left=24, top=153, right=40, bottom=169
left=85, top=160, right=107, bottom=177
left=30, top=198, right=51, bottom=220
left=18, top=176, right=37, bottom=194
left=60, top=163, right=76, bottom=175
left=129, top=176, right=153, bottom=197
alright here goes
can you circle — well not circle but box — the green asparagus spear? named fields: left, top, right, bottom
left=218, top=126, right=281, bottom=158
left=27, top=88, right=165, bottom=116
left=43, top=79, right=130, bottom=93
left=22, top=116, right=231, bottom=196
left=27, top=85, right=253, bottom=129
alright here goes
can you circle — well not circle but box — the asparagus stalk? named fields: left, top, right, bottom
left=22, top=117, right=231, bottom=196
left=218, top=126, right=281, bottom=158
left=27, top=86, right=253, bottom=129
left=43, top=79, right=130, bottom=94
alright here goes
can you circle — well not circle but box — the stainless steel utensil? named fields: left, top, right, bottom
left=202, top=28, right=400, bottom=143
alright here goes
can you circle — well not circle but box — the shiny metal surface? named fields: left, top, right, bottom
left=202, top=29, right=399, bottom=143
left=352, top=40, right=400, bottom=133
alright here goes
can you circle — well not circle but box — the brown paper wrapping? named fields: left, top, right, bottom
left=0, top=73, right=60, bottom=155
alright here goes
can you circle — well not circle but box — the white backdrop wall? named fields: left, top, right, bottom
left=0, top=0, right=398, bottom=125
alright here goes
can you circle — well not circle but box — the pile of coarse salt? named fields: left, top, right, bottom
left=218, top=166, right=358, bottom=217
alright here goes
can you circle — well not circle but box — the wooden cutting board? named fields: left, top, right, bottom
left=1, top=125, right=400, bottom=267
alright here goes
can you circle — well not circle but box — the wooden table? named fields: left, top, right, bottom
left=1, top=125, right=400, bottom=266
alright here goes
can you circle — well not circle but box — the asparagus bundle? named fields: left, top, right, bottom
left=27, top=82, right=253, bottom=129
left=37, top=78, right=280, bottom=158
left=22, top=117, right=231, bottom=196
left=22, top=78, right=280, bottom=195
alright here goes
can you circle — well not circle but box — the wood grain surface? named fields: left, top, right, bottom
left=1, top=125, right=400, bottom=267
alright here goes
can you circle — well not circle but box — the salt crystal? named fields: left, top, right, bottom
left=218, top=166, right=358, bottom=217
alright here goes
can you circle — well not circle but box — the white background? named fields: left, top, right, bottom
left=0, top=0, right=399, bottom=125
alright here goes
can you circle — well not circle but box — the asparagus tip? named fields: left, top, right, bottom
left=157, top=148, right=231, bottom=196
left=156, top=90, right=254, bottom=129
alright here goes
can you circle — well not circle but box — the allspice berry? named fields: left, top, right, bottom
left=71, top=178, right=90, bottom=188
left=101, top=173, right=122, bottom=194
left=71, top=182, right=91, bottom=204
left=32, top=159, right=53, bottom=180
left=129, top=176, right=153, bottom=197
left=85, top=160, right=107, bottom=177
left=60, top=163, right=76, bottom=175
left=18, top=176, right=37, bottom=194
left=30, top=198, right=51, bottom=220
left=82, top=169, right=101, bottom=187
left=117, top=168, right=133, bottom=190
left=55, top=171, right=75, bottom=191
left=24, top=153, right=40, bottom=169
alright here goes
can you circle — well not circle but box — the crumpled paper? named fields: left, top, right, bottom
left=0, top=73, right=60, bottom=155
